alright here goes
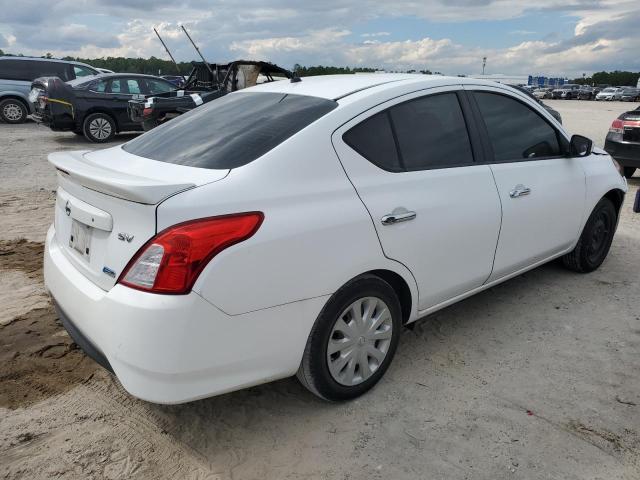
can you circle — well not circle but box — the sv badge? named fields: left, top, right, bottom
left=117, top=232, right=135, bottom=243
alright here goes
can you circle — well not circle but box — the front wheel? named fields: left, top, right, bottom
left=623, top=167, right=636, bottom=179
left=561, top=198, right=617, bottom=273
left=297, top=275, right=402, bottom=401
left=83, top=112, right=116, bottom=143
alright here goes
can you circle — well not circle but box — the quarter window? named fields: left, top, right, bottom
left=474, top=92, right=561, bottom=162
left=73, top=65, right=95, bottom=78
left=145, top=79, right=175, bottom=94
left=342, top=111, right=402, bottom=172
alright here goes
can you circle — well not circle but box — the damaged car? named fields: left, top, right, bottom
left=127, top=60, right=292, bottom=131
left=30, top=73, right=177, bottom=142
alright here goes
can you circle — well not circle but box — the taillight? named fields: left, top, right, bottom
left=142, top=107, right=153, bottom=117
left=609, top=119, right=623, bottom=134
left=118, top=212, right=263, bottom=294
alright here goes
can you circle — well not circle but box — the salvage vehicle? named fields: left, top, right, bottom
left=0, top=56, right=98, bottom=123
left=127, top=60, right=291, bottom=131
left=605, top=106, right=640, bottom=178
left=44, top=75, right=626, bottom=404
left=533, top=87, right=552, bottom=99
left=596, top=87, right=621, bottom=101
left=30, top=73, right=176, bottom=142
left=620, top=88, right=640, bottom=102
left=552, top=84, right=580, bottom=99
left=509, top=84, right=562, bottom=123
left=576, top=86, right=595, bottom=100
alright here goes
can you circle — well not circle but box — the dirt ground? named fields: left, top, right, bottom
left=1, top=101, right=639, bottom=480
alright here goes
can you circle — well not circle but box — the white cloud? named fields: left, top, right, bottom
left=0, top=0, right=637, bottom=77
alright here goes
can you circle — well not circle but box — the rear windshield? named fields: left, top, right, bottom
left=123, top=92, right=338, bottom=169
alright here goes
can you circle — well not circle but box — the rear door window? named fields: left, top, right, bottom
left=389, top=93, right=474, bottom=170
left=123, top=92, right=338, bottom=169
left=126, top=79, right=142, bottom=94
left=474, top=92, right=561, bottom=162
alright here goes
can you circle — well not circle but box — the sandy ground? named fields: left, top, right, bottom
left=0, top=101, right=639, bottom=480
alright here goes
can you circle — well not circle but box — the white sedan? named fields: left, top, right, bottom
left=44, top=74, right=627, bottom=403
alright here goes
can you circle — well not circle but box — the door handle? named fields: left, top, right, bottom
left=509, top=184, right=531, bottom=198
left=381, top=211, right=416, bottom=225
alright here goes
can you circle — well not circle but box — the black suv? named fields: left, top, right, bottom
left=0, top=56, right=99, bottom=123
left=30, top=73, right=176, bottom=142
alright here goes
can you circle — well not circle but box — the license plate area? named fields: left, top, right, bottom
left=623, top=127, right=640, bottom=143
left=69, top=219, right=92, bottom=261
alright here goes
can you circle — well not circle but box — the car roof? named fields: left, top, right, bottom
left=0, top=56, right=94, bottom=68
left=247, top=73, right=510, bottom=101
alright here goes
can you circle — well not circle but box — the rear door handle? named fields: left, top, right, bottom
left=509, top=184, right=531, bottom=198
left=381, top=211, right=416, bottom=225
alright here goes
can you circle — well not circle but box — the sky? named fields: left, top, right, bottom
left=0, top=1, right=638, bottom=78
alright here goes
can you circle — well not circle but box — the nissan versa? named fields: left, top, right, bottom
left=44, top=75, right=627, bottom=403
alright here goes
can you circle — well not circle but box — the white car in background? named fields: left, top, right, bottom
left=596, top=87, right=621, bottom=101
left=44, top=74, right=627, bottom=404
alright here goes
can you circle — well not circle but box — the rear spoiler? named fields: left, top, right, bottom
left=48, top=151, right=195, bottom=204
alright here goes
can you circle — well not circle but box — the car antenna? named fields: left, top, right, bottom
left=181, top=25, right=217, bottom=80
left=153, top=28, right=182, bottom=76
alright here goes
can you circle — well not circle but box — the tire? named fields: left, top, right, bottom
left=0, top=98, right=28, bottom=124
left=82, top=112, right=116, bottom=143
left=297, top=274, right=402, bottom=401
left=561, top=198, right=617, bottom=273
left=623, top=167, right=636, bottom=179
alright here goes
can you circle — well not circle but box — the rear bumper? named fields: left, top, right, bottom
left=605, top=138, right=640, bottom=167
left=44, top=225, right=327, bottom=404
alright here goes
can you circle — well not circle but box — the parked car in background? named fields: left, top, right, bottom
left=620, top=88, right=639, bottom=102
left=577, top=86, right=595, bottom=100
left=613, top=87, right=629, bottom=101
left=30, top=73, right=176, bottom=142
left=605, top=106, right=640, bottom=178
left=533, top=88, right=553, bottom=99
left=128, top=60, right=291, bottom=131
left=509, top=84, right=562, bottom=123
left=552, top=84, right=580, bottom=99
left=0, top=56, right=98, bottom=123
left=43, top=75, right=625, bottom=404
left=596, top=87, right=620, bottom=101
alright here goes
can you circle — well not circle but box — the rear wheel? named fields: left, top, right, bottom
left=297, top=275, right=402, bottom=401
left=0, top=98, right=28, bottom=124
left=83, top=112, right=116, bottom=143
left=623, top=167, right=636, bottom=179
left=562, top=198, right=617, bottom=273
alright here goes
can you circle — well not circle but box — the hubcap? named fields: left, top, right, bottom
left=3, top=103, right=23, bottom=121
left=327, top=296, right=393, bottom=386
left=89, top=117, right=112, bottom=140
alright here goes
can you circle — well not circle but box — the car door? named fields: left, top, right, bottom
left=465, top=86, right=586, bottom=281
left=107, top=77, right=144, bottom=129
left=333, top=88, right=502, bottom=311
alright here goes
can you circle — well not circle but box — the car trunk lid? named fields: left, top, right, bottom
left=50, top=147, right=229, bottom=290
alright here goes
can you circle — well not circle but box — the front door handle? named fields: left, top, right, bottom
left=381, top=211, right=416, bottom=225
left=509, top=184, right=531, bottom=198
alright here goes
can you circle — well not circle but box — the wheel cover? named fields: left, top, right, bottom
left=586, top=209, right=613, bottom=263
left=89, top=117, right=112, bottom=140
left=327, top=296, right=393, bottom=386
left=3, top=103, right=23, bottom=121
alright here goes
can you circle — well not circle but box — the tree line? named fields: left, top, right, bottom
left=569, top=71, right=640, bottom=87
left=1, top=49, right=637, bottom=84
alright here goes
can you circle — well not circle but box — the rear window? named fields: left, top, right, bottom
left=123, top=92, right=338, bottom=169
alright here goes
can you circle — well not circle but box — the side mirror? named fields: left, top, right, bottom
left=569, top=134, right=593, bottom=157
